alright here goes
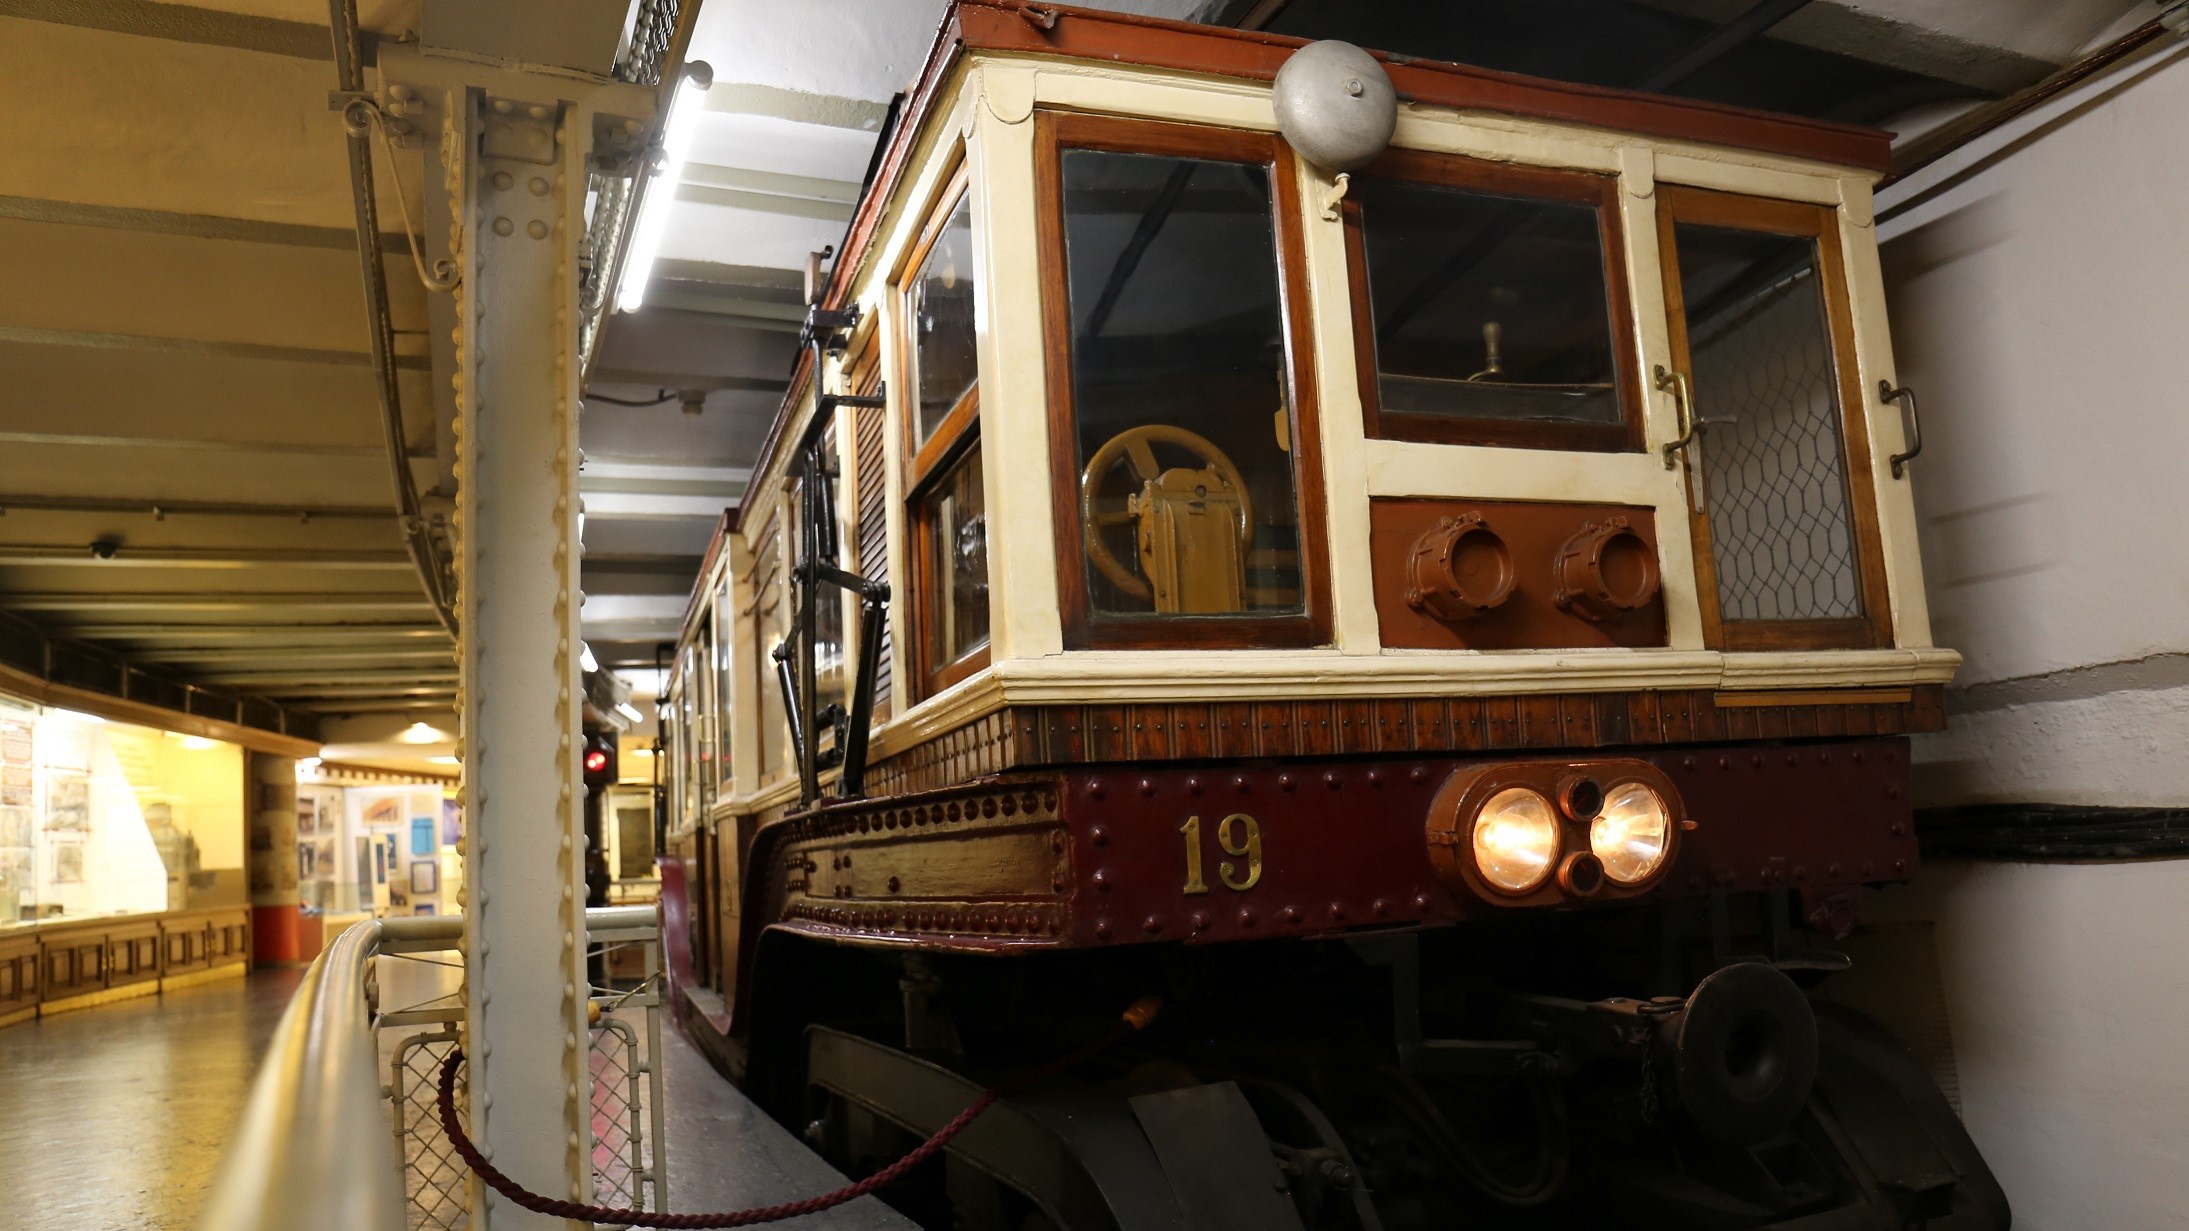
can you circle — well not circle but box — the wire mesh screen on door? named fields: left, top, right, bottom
left=1679, top=226, right=1864, bottom=624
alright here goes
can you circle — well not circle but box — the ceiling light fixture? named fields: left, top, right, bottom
left=615, top=701, right=646, bottom=724
left=579, top=642, right=599, bottom=673
left=615, top=61, right=714, bottom=314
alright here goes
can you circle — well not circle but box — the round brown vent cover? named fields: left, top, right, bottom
left=1553, top=516, right=1660, bottom=621
left=1405, top=512, right=1514, bottom=621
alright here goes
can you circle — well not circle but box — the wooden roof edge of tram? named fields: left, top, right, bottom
left=951, top=0, right=1896, bottom=171
left=752, top=0, right=1893, bottom=526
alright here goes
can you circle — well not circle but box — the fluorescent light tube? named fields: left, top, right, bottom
left=615, top=61, right=714, bottom=314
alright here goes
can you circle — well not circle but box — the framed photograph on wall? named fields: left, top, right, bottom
left=408, top=860, right=438, bottom=895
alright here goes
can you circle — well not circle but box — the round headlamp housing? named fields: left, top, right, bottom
left=1471, top=787, right=1561, bottom=894
left=1592, top=781, right=1673, bottom=885
left=1426, top=758, right=1687, bottom=907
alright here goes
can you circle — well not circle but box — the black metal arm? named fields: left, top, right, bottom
left=779, top=304, right=893, bottom=807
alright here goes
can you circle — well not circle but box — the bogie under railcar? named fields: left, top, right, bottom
left=652, top=4, right=2000, bottom=1228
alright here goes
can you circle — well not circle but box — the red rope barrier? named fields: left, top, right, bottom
left=434, top=996, right=1160, bottom=1228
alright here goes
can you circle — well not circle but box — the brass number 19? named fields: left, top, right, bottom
left=1180, top=813, right=1263, bottom=895
left=1179, top=815, right=1208, bottom=894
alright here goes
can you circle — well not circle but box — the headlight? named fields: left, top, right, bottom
left=1591, top=782, right=1670, bottom=884
left=1473, top=787, right=1560, bottom=893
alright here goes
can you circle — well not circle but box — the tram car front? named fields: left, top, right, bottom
left=651, top=5, right=2003, bottom=1228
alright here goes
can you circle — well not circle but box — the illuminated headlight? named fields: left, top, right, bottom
left=1473, top=787, right=1560, bottom=894
left=1591, top=782, right=1671, bottom=884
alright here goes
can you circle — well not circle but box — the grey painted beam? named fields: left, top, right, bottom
left=0, top=494, right=395, bottom=520
left=0, top=0, right=378, bottom=62
left=0, top=324, right=431, bottom=370
left=5, top=593, right=434, bottom=612
left=134, top=646, right=457, bottom=665
left=0, top=194, right=410, bottom=252
left=587, top=367, right=790, bottom=394
left=0, top=546, right=411, bottom=569
left=673, top=181, right=855, bottom=223
left=198, top=670, right=461, bottom=687
left=0, top=431, right=386, bottom=459
left=702, top=82, right=892, bottom=132
left=66, top=624, right=447, bottom=641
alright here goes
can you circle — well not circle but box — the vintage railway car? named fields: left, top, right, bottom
left=652, top=3, right=2001, bottom=1227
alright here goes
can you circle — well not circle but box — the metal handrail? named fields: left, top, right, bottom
left=198, top=918, right=412, bottom=1231
left=198, top=906, right=659, bottom=1230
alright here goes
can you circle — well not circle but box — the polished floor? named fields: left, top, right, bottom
left=0, top=960, right=908, bottom=1231
left=0, top=967, right=306, bottom=1231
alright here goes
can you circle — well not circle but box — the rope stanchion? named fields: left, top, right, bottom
left=435, top=996, right=1161, bottom=1228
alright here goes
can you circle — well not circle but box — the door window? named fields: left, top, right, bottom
left=1659, top=188, right=1890, bottom=649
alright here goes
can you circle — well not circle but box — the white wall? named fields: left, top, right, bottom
left=1874, top=37, right=2189, bottom=1229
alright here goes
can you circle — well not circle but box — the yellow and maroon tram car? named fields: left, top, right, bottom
left=654, top=4, right=2001, bottom=1228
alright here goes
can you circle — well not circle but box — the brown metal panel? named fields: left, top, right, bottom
left=1628, top=691, right=1665, bottom=745
left=1693, top=691, right=1732, bottom=742
left=1657, top=691, right=1693, bottom=743
left=1212, top=703, right=1258, bottom=759
left=1484, top=696, right=1523, bottom=748
left=1369, top=499, right=1669, bottom=651
left=1083, top=705, right=1128, bottom=762
left=1371, top=700, right=1413, bottom=753
left=1296, top=700, right=1337, bottom=757
left=1557, top=695, right=1598, bottom=747
left=1756, top=705, right=1791, bottom=740
left=1911, top=685, right=1947, bottom=733
left=1594, top=693, right=1630, bottom=746
left=1516, top=695, right=1560, bottom=748
left=1170, top=704, right=1214, bottom=760
left=1253, top=705, right=1293, bottom=757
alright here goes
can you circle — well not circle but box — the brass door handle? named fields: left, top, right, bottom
left=1880, top=381, right=1922, bottom=478
left=1655, top=364, right=1698, bottom=470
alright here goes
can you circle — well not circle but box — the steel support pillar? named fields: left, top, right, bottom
left=384, top=49, right=649, bottom=1227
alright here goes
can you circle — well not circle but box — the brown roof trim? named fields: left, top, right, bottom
left=961, top=0, right=1891, bottom=172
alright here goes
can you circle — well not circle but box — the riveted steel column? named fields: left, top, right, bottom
left=449, top=87, right=591, bottom=1229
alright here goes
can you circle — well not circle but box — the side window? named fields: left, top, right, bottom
left=1038, top=113, right=1329, bottom=649
left=1346, top=154, right=1640, bottom=452
left=910, top=193, right=978, bottom=446
left=902, top=175, right=991, bottom=698
left=695, top=616, right=717, bottom=809
left=712, top=573, right=735, bottom=798
left=746, top=512, right=787, bottom=776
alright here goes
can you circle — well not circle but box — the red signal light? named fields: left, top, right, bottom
left=584, top=748, right=608, bottom=774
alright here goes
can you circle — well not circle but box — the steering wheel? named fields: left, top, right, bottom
left=1079, top=424, right=1254, bottom=602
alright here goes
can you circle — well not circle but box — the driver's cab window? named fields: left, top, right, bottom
left=1345, top=152, right=1642, bottom=452
left=1038, top=113, right=1329, bottom=649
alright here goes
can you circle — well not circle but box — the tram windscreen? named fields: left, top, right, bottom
left=1355, top=177, right=1622, bottom=430
left=1059, top=148, right=1305, bottom=619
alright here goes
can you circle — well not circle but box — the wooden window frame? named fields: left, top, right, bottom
left=711, top=568, right=736, bottom=800
left=1035, top=110, right=1335, bottom=652
left=1343, top=150, right=1645, bottom=454
left=897, top=167, right=992, bottom=699
left=1657, top=184, right=1893, bottom=652
left=906, top=435, right=991, bottom=699
left=902, top=163, right=977, bottom=483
